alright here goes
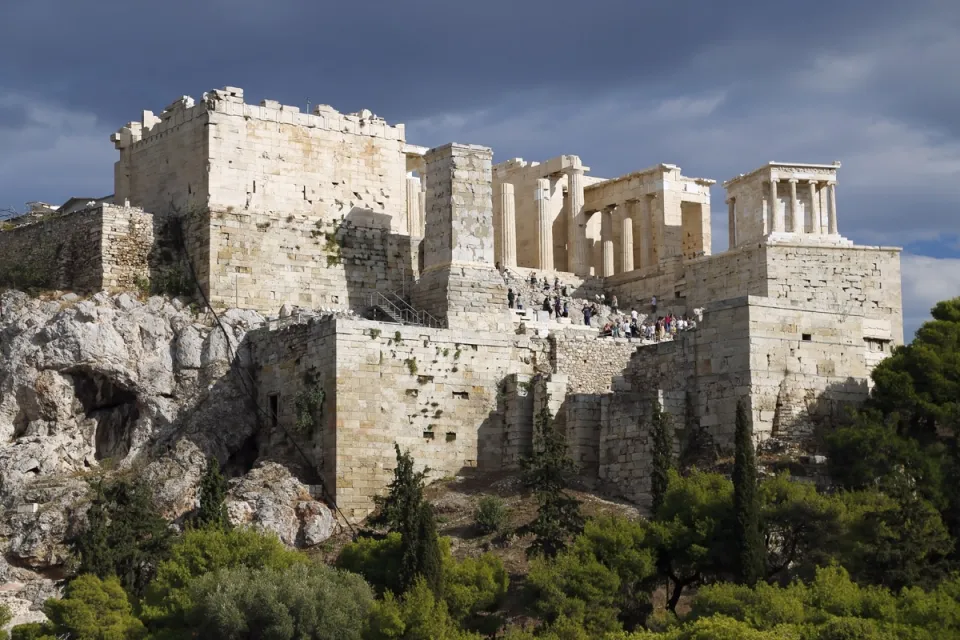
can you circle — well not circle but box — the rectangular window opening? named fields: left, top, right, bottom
left=268, top=394, right=279, bottom=428
left=801, top=333, right=812, bottom=342
left=423, top=431, right=435, bottom=440
left=452, top=391, right=469, bottom=400
left=445, top=432, right=457, bottom=442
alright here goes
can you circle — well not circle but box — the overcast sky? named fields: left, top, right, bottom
left=1, top=0, right=958, bottom=339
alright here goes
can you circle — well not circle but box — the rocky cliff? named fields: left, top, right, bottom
left=0, top=290, right=335, bottom=627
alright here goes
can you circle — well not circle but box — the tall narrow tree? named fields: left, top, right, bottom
left=521, top=406, right=584, bottom=557
left=649, top=399, right=673, bottom=517
left=733, top=398, right=764, bottom=585
left=196, top=457, right=230, bottom=530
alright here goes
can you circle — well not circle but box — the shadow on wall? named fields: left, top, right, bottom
left=341, top=207, right=419, bottom=313
left=771, top=375, right=870, bottom=445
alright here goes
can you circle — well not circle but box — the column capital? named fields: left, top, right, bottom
left=563, top=166, right=585, bottom=177
left=787, top=177, right=799, bottom=184
left=825, top=179, right=837, bottom=186
left=807, top=179, right=819, bottom=185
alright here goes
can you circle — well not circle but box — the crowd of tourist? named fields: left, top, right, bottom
left=497, top=266, right=697, bottom=342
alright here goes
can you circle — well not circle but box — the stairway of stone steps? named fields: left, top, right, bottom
left=499, top=270, right=621, bottom=328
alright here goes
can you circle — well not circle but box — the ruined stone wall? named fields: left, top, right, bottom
left=745, top=297, right=872, bottom=441
left=413, top=144, right=507, bottom=330
left=253, top=318, right=339, bottom=495
left=114, top=99, right=210, bottom=218
left=205, top=209, right=417, bottom=312
left=0, top=205, right=153, bottom=293
left=101, top=205, right=155, bottom=290
left=114, top=88, right=412, bottom=315
left=552, top=332, right=639, bottom=394
left=257, top=318, right=547, bottom=518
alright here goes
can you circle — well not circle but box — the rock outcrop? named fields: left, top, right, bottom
left=0, top=290, right=336, bottom=620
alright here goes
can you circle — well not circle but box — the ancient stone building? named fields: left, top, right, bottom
left=0, top=86, right=903, bottom=518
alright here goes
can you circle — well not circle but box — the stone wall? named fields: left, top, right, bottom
left=413, top=143, right=507, bottom=329
left=253, top=318, right=339, bottom=494
left=0, top=205, right=153, bottom=293
left=552, top=331, right=639, bottom=394
left=113, top=88, right=412, bottom=315
left=254, top=317, right=549, bottom=518
left=606, top=241, right=903, bottom=345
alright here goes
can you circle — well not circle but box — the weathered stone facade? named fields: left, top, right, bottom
left=0, top=204, right=153, bottom=292
left=0, top=84, right=905, bottom=517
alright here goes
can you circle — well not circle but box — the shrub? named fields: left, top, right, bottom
left=43, top=574, right=147, bottom=639
left=185, top=563, right=374, bottom=640
left=475, top=496, right=510, bottom=534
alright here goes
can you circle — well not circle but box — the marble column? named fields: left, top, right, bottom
left=636, top=198, right=650, bottom=269
left=406, top=176, right=421, bottom=237
left=535, top=179, right=553, bottom=270
left=499, top=183, right=517, bottom=267
left=601, top=206, right=615, bottom=277
left=770, top=179, right=783, bottom=233
left=621, top=213, right=634, bottom=273
left=565, top=168, right=588, bottom=275
left=807, top=181, right=820, bottom=234
left=788, top=179, right=801, bottom=234
left=418, top=178, right=427, bottom=236
left=727, top=197, right=736, bottom=248
left=827, top=181, right=838, bottom=234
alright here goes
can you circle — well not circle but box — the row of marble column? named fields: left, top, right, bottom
left=497, top=180, right=657, bottom=277
left=749, top=178, right=838, bottom=238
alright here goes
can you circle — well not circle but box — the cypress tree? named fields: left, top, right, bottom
left=413, top=502, right=444, bottom=596
left=196, top=457, right=230, bottom=530
left=521, top=406, right=584, bottom=558
left=649, top=399, right=673, bottom=517
left=375, top=445, right=444, bottom=595
left=733, top=398, right=764, bottom=585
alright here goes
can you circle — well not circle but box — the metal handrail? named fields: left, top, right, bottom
left=369, top=291, right=444, bottom=328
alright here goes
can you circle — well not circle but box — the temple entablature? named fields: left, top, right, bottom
left=723, top=161, right=848, bottom=248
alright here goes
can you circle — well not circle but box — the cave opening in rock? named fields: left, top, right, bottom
left=224, top=432, right=259, bottom=478
left=66, top=369, right=140, bottom=461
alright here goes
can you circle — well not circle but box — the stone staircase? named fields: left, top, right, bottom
left=367, top=290, right=444, bottom=328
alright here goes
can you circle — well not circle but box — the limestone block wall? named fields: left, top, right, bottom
left=113, top=97, right=211, bottom=218
left=551, top=332, right=639, bottom=394
left=764, top=244, right=903, bottom=344
left=413, top=144, right=507, bottom=329
left=745, top=298, right=872, bottom=441
left=253, top=319, right=339, bottom=494
left=562, top=394, right=603, bottom=476
left=598, top=392, right=652, bottom=505
left=606, top=242, right=903, bottom=347
left=205, top=208, right=418, bottom=312
left=0, top=205, right=153, bottom=292
left=113, top=88, right=412, bottom=315
left=264, top=318, right=547, bottom=518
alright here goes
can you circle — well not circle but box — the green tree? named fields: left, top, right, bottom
left=758, top=473, right=846, bottom=584
left=526, top=550, right=623, bottom=636
left=369, top=445, right=444, bottom=595
left=839, top=483, right=953, bottom=591
left=42, top=574, right=147, bottom=639
left=651, top=470, right=735, bottom=612
left=195, top=457, right=230, bottom=530
left=732, top=399, right=763, bottom=586
left=141, top=526, right=307, bottom=630
left=568, top=515, right=658, bottom=629
left=0, top=604, right=10, bottom=640
left=71, top=477, right=172, bottom=597
left=364, top=578, right=481, bottom=640
left=185, top=563, right=374, bottom=640
left=521, top=407, right=585, bottom=558
left=336, top=533, right=406, bottom=596
left=649, top=400, right=673, bottom=517
left=411, top=502, right=444, bottom=597
left=868, top=297, right=960, bottom=443
left=443, top=553, right=509, bottom=625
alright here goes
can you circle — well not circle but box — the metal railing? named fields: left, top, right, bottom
left=369, top=290, right=445, bottom=328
